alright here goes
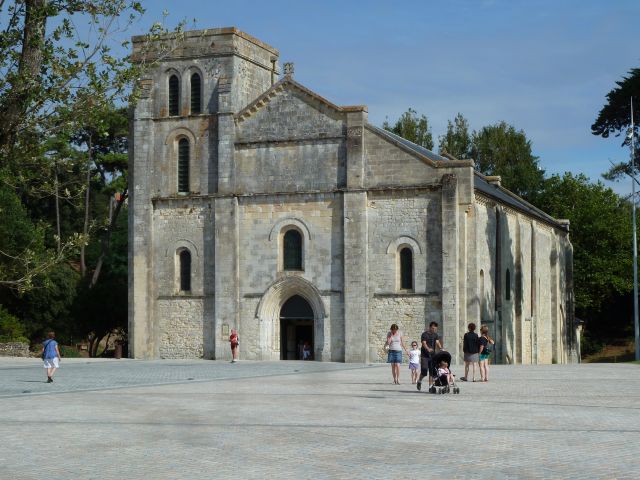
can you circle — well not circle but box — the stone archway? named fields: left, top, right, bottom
left=280, top=295, right=314, bottom=360
left=256, top=276, right=327, bottom=361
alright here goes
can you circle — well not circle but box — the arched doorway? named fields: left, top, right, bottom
left=280, top=295, right=314, bottom=360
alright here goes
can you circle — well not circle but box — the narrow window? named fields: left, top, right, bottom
left=283, top=229, right=302, bottom=270
left=169, top=75, right=180, bottom=116
left=179, top=250, right=191, bottom=292
left=190, top=73, right=201, bottom=114
left=178, top=138, right=189, bottom=193
left=506, top=268, right=511, bottom=300
left=399, top=247, right=413, bottom=290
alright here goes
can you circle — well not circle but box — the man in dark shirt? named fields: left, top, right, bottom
left=417, top=321, right=442, bottom=391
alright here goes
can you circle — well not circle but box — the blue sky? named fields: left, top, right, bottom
left=135, top=0, right=638, bottom=193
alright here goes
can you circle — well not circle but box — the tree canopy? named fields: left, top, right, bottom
left=470, top=121, right=545, bottom=202
left=0, top=1, right=182, bottom=353
left=591, top=68, right=640, bottom=181
left=536, top=173, right=632, bottom=316
left=383, top=108, right=434, bottom=150
left=438, top=112, right=472, bottom=159
left=592, top=68, right=640, bottom=142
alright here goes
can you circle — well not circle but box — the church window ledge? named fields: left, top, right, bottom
left=157, top=294, right=207, bottom=300
left=373, top=292, right=433, bottom=297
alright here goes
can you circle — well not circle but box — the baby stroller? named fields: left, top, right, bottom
left=428, top=350, right=460, bottom=394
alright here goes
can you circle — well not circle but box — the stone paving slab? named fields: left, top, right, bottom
left=0, top=360, right=639, bottom=479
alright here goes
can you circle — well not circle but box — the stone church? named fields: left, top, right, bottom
left=129, top=27, right=577, bottom=364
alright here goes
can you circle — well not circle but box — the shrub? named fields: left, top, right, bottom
left=581, top=331, right=605, bottom=357
left=0, top=306, right=28, bottom=343
left=59, top=345, right=81, bottom=358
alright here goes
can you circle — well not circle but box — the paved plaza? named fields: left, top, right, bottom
left=0, top=359, right=639, bottom=479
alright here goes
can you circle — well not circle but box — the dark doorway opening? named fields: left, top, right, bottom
left=280, top=295, right=314, bottom=360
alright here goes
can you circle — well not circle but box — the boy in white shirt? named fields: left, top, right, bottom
left=408, top=341, right=420, bottom=384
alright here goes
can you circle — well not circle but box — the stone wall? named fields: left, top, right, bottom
left=0, top=342, right=31, bottom=357
left=157, top=298, right=204, bottom=358
left=473, top=192, right=573, bottom=364
left=369, top=296, right=430, bottom=362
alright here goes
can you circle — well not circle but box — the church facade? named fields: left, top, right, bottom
left=129, top=27, right=577, bottom=364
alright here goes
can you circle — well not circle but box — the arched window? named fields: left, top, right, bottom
left=178, top=138, right=189, bottom=193
left=190, top=73, right=201, bottom=114
left=283, top=229, right=302, bottom=270
left=179, top=250, right=191, bottom=292
left=399, top=247, right=413, bottom=290
left=169, top=75, right=180, bottom=116
left=506, top=268, right=511, bottom=300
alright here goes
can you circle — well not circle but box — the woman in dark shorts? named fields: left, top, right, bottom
left=460, top=323, right=480, bottom=382
left=385, top=324, right=408, bottom=384
left=479, top=325, right=495, bottom=382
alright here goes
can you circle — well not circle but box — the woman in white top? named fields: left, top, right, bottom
left=385, top=323, right=408, bottom=384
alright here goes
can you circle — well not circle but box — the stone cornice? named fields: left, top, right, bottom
left=235, top=136, right=344, bottom=149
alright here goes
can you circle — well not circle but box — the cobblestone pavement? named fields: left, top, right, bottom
left=0, top=359, right=639, bottom=479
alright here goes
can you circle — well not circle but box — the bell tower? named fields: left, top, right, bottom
left=128, top=28, right=279, bottom=358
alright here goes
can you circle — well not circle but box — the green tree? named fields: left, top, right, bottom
left=471, top=121, right=545, bottom=202
left=0, top=305, right=28, bottom=343
left=0, top=182, right=52, bottom=290
left=536, top=173, right=633, bottom=333
left=0, top=1, right=184, bottom=289
left=591, top=68, right=640, bottom=181
left=72, top=208, right=128, bottom=356
left=383, top=108, right=434, bottom=150
left=438, top=113, right=472, bottom=159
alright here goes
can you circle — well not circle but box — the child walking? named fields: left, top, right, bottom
left=408, top=341, right=420, bottom=384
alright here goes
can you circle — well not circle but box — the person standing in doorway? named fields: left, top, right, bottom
left=385, top=324, right=408, bottom=384
left=302, top=341, right=312, bottom=360
left=41, top=331, right=60, bottom=383
left=417, top=321, right=442, bottom=391
left=229, top=329, right=239, bottom=363
left=460, top=323, right=480, bottom=382
left=479, top=325, right=495, bottom=382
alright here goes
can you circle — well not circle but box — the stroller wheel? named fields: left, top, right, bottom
left=454, top=388, right=460, bottom=394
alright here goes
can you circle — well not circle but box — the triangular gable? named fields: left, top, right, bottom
left=235, top=76, right=366, bottom=123
left=235, top=76, right=367, bottom=144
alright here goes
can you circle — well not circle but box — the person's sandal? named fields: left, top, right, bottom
left=460, top=377, right=467, bottom=382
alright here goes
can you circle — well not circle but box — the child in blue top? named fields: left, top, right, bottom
left=41, top=331, right=61, bottom=383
